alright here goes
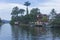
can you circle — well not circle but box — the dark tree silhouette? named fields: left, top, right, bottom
left=50, top=9, right=56, bottom=15
left=24, top=1, right=31, bottom=15
left=11, top=6, right=19, bottom=16
left=19, top=9, right=25, bottom=16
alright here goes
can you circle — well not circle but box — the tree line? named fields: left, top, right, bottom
left=10, top=1, right=60, bottom=27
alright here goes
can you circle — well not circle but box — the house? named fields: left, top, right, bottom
left=35, top=14, right=49, bottom=26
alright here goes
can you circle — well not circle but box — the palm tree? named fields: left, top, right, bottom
left=19, top=9, right=25, bottom=16
left=24, top=1, right=31, bottom=15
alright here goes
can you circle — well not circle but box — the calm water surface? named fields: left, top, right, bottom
left=0, top=23, right=60, bottom=40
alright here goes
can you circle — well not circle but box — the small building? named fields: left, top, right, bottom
left=36, top=14, right=49, bottom=26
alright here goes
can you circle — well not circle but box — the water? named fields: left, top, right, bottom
left=0, top=23, right=60, bottom=40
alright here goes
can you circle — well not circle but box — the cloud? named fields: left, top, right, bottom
left=0, top=0, right=60, bottom=20
left=37, top=0, right=60, bottom=14
left=0, top=3, right=26, bottom=20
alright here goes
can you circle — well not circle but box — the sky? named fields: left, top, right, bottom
left=0, top=0, right=60, bottom=20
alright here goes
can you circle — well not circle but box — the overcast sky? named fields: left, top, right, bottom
left=0, top=0, right=60, bottom=20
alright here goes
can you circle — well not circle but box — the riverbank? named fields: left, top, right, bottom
left=0, top=23, right=3, bottom=26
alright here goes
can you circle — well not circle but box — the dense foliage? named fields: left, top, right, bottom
left=0, top=18, right=2, bottom=23
left=0, top=18, right=2, bottom=25
left=10, top=1, right=60, bottom=27
left=10, top=7, right=41, bottom=24
left=51, top=14, right=60, bottom=27
left=49, top=9, right=60, bottom=27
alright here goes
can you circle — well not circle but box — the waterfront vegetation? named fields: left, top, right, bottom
left=0, top=18, right=3, bottom=25
left=49, top=9, right=60, bottom=27
left=10, top=1, right=48, bottom=25
left=6, top=1, right=60, bottom=27
left=1, top=1, right=60, bottom=40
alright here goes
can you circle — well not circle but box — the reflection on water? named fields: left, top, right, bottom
left=11, top=25, right=19, bottom=40
left=0, top=24, right=12, bottom=40
left=0, top=24, right=60, bottom=40
left=51, top=28, right=60, bottom=40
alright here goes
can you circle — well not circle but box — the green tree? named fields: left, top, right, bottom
left=50, top=9, right=60, bottom=27
left=11, top=6, right=19, bottom=17
left=49, top=9, right=57, bottom=26
left=50, top=9, right=56, bottom=19
left=42, top=15, right=48, bottom=22
left=24, top=1, right=31, bottom=15
left=29, top=8, right=41, bottom=22
left=0, top=18, right=2, bottom=23
left=0, top=18, right=2, bottom=25
left=51, top=14, right=60, bottom=27
left=10, top=6, right=20, bottom=25
left=19, top=9, right=25, bottom=16
left=51, top=9, right=56, bottom=15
